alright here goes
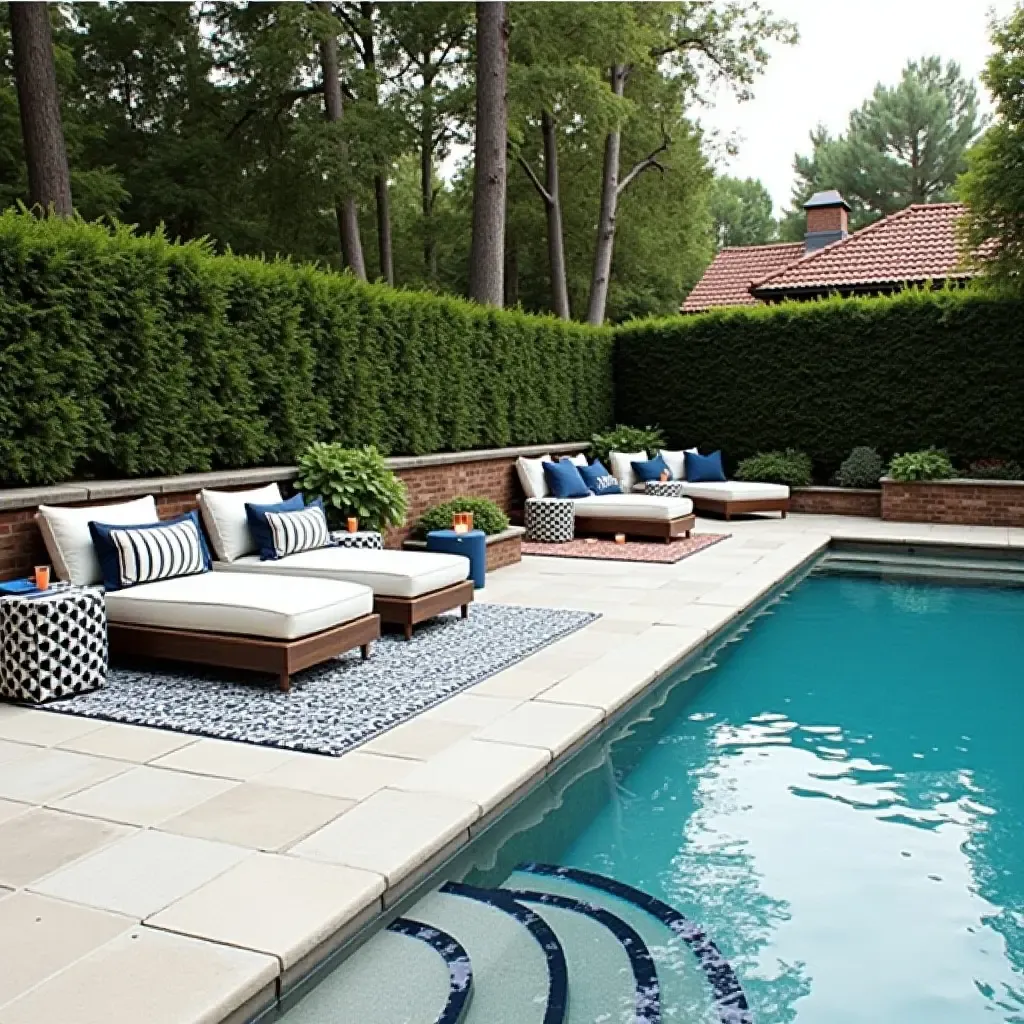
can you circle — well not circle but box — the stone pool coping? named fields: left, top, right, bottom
left=0, top=513, right=1021, bottom=1023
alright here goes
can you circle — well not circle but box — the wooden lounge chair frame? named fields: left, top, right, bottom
left=687, top=497, right=789, bottom=521
left=374, top=579, right=475, bottom=640
left=574, top=513, right=696, bottom=544
left=108, top=613, right=381, bottom=693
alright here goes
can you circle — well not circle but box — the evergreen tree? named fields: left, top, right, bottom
left=709, top=175, right=776, bottom=247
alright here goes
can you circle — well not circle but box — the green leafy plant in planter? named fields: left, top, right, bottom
left=836, top=446, right=884, bottom=488
left=296, top=443, right=408, bottom=531
left=589, top=424, right=666, bottom=465
left=735, top=449, right=812, bottom=487
left=417, top=497, right=510, bottom=537
left=887, top=448, right=956, bottom=482
left=967, top=458, right=1023, bottom=481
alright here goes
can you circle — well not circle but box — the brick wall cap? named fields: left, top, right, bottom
left=881, top=477, right=1024, bottom=489
left=0, top=484, right=91, bottom=511
left=387, top=442, right=585, bottom=471
left=792, top=485, right=881, bottom=495
left=403, top=525, right=526, bottom=550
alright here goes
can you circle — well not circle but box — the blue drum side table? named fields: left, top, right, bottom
left=425, top=529, right=487, bottom=589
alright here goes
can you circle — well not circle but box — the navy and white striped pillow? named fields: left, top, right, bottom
left=263, top=504, right=331, bottom=559
left=89, top=512, right=211, bottom=591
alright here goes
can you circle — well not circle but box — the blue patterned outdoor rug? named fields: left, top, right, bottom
left=44, top=604, right=598, bottom=757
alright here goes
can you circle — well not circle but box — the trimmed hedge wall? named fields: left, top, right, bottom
left=615, top=289, right=1024, bottom=474
left=0, top=213, right=614, bottom=486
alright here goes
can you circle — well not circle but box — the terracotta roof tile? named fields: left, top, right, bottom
left=680, top=243, right=803, bottom=312
left=752, top=203, right=973, bottom=296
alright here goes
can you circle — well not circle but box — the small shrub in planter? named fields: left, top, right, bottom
left=836, top=446, right=884, bottom=489
left=887, top=448, right=955, bottom=482
left=296, top=442, right=408, bottom=531
left=735, top=449, right=812, bottom=487
left=966, top=458, right=1023, bottom=481
left=589, top=424, right=666, bottom=465
left=417, top=497, right=510, bottom=537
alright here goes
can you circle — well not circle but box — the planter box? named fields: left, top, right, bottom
left=403, top=526, right=525, bottom=571
left=790, top=486, right=881, bottom=518
left=881, top=477, right=1024, bottom=528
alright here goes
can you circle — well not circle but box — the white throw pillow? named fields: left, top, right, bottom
left=199, top=482, right=282, bottom=562
left=609, top=450, right=647, bottom=494
left=37, top=495, right=159, bottom=585
left=516, top=455, right=551, bottom=500
left=567, top=453, right=588, bottom=467
left=659, top=448, right=699, bottom=481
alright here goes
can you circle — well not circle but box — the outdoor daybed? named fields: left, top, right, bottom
left=199, top=485, right=474, bottom=639
left=37, top=496, right=380, bottom=691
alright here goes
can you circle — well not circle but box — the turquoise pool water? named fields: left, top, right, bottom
left=277, top=570, right=1024, bottom=1024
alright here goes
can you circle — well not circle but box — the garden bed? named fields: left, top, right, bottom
left=881, top=478, right=1024, bottom=528
left=403, top=526, right=525, bottom=570
left=790, top=486, right=881, bottom=518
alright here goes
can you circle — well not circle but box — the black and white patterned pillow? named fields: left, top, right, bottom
left=90, top=512, right=210, bottom=590
left=264, top=504, right=331, bottom=558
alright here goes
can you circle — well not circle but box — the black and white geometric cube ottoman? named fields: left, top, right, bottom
left=644, top=480, right=689, bottom=499
left=330, top=530, right=384, bottom=550
left=524, top=497, right=575, bottom=543
left=0, top=586, right=107, bottom=704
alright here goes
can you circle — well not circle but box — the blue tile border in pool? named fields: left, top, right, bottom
left=519, top=863, right=752, bottom=1024
left=442, top=881, right=568, bottom=1024
left=385, top=918, right=472, bottom=1024
left=507, top=888, right=662, bottom=1023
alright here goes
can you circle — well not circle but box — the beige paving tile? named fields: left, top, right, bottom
left=58, top=723, right=199, bottom=762
left=475, top=701, right=602, bottom=756
left=31, top=829, right=251, bottom=918
left=147, top=853, right=384, bottom=969
left=51, top=766, right=238, bottom=827
left=394, top=739, right=548, bottom=813
left=255, top=750, right=415, bottom=801
left=160, top=784, right=353, bottom=852
left=0, top=797, right=29, bottom=827
left=0, top=708, right=106, bottom=747
left=0, top=808, right=133, bottom=888
left=151, top=737, right=301, bottom=780
left=0, top=892, right=134, bottom=1005
left=0, top=738, right=36, bottom=767
left=0, top=925, right=277, bottom=1024
left=470, top=662, right=575, bottom=699
left=0, top=748, right=127, bottom=804
left=290, top=788, right=477, bottom=884
left=360, top=718, right=474, bottom=760
left=418, top=693, right=523, bottom=727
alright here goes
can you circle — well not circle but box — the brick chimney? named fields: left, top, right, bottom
left=804, top=190, right=851, bottom=252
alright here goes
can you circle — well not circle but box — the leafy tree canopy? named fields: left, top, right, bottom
left=709, top=174, right=777, bottom=247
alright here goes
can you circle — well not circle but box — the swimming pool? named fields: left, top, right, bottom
left=274, top=567, right=1024, bottom=1023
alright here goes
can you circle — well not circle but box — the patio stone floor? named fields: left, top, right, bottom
left=0, top=513, right=1021, bottom=1023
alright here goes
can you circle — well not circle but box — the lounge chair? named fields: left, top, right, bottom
left=36, top=498, right=380, bottom=692
left=199, top=485, right=474, bottom=639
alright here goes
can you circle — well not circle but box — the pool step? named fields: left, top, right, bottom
left=820, top=545, right=1024, bottom=586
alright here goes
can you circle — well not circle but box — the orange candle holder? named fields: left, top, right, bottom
left=34, top=565, right=51, bottom=590
left=614, top=533, right=627, bottom=545
left=452, top=511, right=470, bottom=534
left=346, top=517, right=358, bottom=533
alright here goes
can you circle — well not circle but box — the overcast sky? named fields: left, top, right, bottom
left=697, top=0, right=1019, bottom=216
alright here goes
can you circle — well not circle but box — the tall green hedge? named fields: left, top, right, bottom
left=0, top=213, right=613, bottom=486
left=615, top=289, right=1024, bottom=474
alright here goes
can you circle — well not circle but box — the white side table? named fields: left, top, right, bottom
left=330, top=530, right=384, bottom=550
left=0, top=585, right=107, bottom=704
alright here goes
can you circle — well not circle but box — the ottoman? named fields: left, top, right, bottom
left=330, top=530, right=384, bottom=550
left=525, top=497, right=575, bottom=543
left=0, top=586, right=107, bottom=703
left=644, top=480, right=689, bottom=498
left=425, top=530, right=487, bottom=589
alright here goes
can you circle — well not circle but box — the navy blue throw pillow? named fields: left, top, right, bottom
left=89, top=511, right=212, bottom=591
left=542, top=459, right=592, bottom=499
left=245, top=493, right=306, bottom=560
left=579, top=460, right=622, bottom=496
left=631, top=454, right=671, bottom=483
left=684, top=450, right=727, bottom=483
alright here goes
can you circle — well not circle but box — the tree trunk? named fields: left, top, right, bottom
left=468, top=0, right=508, bottom=307
left=587, top=64, right=627, bottom=326
left=317, top=1, right=366, bottom=279
left=541, top=111, right=570, bottom=320
left=420, top=82, right=438, bottom=281
left=9, top=2, right=72, bottom=216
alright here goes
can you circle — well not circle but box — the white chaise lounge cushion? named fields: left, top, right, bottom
left=215, top=548, right=470, bottom=599
left=681, top=481, right=790, bottom=502
left=609, top=451, right=647, bottom=494
left=659, top=448, right=698, bottom=480
left=516, top=455, right=551, bottom=500
left=37, top=496, right=159, bottom=586
left=198, top=483, right=282, bottom=563
left=105, top=572, right=372, bottom=641
left=572, top=494, right=693, bottom=522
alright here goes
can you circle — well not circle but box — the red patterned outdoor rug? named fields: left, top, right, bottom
left=522, top=532, right=730, bottom=564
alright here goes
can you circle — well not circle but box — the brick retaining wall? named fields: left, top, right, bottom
left=789, top=487, right=881, bottom=518
left=0, top=443, right=585, bottom=581
left=881, top=478, right=1024, bottom=527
